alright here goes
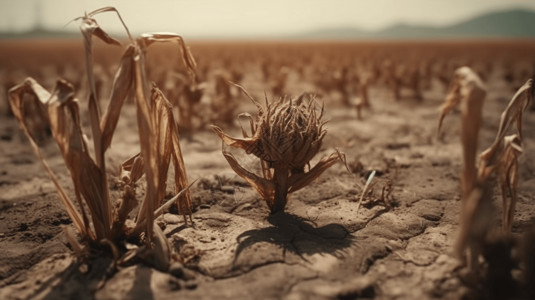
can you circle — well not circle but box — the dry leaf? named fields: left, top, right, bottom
left=499, top=135, right=522, bottom=231
left=138, top=32, right=197, bottom=81
left=479, top=78, right=532, bottom=172
left=100, top=45, right=136, bottom=152
left=78, top=9, right=121, bottom=169
left=7, top=78, right=115, bottom=241
left=152, top=84, right=192, bottom=222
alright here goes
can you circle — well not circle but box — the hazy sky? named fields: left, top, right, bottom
left=1, top=0, right=535, bottom=37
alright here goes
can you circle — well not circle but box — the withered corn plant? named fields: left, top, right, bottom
left=437, top=66, right=488, bottom=267
left=438, top=67, right=533, bottom=269
left=355, top=78, right=370, bottom=119
left=163, top=71, right=206, bottom=132
left=8, top=7, right=195, bottom=269
left=487, top=134, right=522, bottom=232
left=478, top=78, right=533, bottom=231
left=212, top=86, right=344, bottom=213
left=438, top=66, right=487, bottom=205
left=212, top=69, right=239, bottom=125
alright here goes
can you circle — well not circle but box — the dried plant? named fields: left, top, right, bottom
left=383, top=60, right=401, bottom=101
left=439, top=68, right=533, bottom=269
left=211, top=70, right=239, bottom=125
left=9, top=78, right=97, bottom=240
left=438, top=66, right=487, bottom=205
left=355, top=170, right=376, bottom=214
left=212, top=86, right=344, bottom=213
left=391, top=64, right=423, bottom=101
left=495, top=135, right=522, bottom=231
left=353, top=74, right=370, bottom=119
left=8, top=7, right=195, bottom=268
left=478, top=78, right=532, bottom=231
left=167, top=72, right=206, bottom=132
left=269, top=67, right=289, bottom=98
left=479, top=78, right=532, bottom=170
left=437, top=66, right=488, bottom=264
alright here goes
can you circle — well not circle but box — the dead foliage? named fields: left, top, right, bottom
left=437, top=66, right=488, bottom=266
left=438, top=66, right=487, bottom=203
left=211, top=70, right=240, bottom=125
left=478, top=78, right=532, bottom=231
left=212, top=85, right=344, bottom=213
left=8, top=7, right=195, bottom=269
left=438, top=66, right=533, bottom=269
left=382, top=60, right=422, bottom=101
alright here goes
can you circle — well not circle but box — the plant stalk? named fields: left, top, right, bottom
left=271, top=164, right=289, bottom=214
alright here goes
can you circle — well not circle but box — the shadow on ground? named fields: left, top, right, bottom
left=38, top=256, right=113, bottom=300
left=233, top=212, right=352, bottom=266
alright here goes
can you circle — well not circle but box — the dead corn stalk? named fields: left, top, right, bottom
left=478, top=78, right=533, bottom=231
left=8, top=7, right=195, bottom=268
left=438, top=66, right=533, bottom=268
left=438, top=66, right=488, bottom=266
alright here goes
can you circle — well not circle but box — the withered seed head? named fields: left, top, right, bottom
left=212, top=93, right=327, bottom=170
left=212, top=91, right=342, bottom=214
left=253, top=94, right=326, bottom=170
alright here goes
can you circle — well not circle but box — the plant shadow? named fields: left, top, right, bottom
left=233, top=212, right=353, bottom=265
left=39, top=256, right=155, bottom=300
left=39, top=256, right=113, bottom=300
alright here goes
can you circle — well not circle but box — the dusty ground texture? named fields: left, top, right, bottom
left=1, top=40, right=535, bottom=300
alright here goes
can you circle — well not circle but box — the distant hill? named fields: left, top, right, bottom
left=440, top=9, right=535, bottom=38
left=296, top=8, right=535, bottom=40
left=2, top=8, right=535, bottom=40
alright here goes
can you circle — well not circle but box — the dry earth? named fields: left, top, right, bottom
left=1, top=41, right=535, bottom=300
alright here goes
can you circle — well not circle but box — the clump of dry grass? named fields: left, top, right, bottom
left=212, top=86, right=344, bottom=213
left=8, top=7, right=195, bottom=270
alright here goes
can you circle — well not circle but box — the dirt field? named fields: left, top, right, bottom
left=1, top=39, right=535, bottom=299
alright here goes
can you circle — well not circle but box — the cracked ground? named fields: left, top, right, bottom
left=1, top=41, right=535, bottom=299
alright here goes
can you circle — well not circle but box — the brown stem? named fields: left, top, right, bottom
left=271, top=164, right=289, bottom=214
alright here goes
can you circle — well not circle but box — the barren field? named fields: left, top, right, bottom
left=1, top=39, right=535, bottom=299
